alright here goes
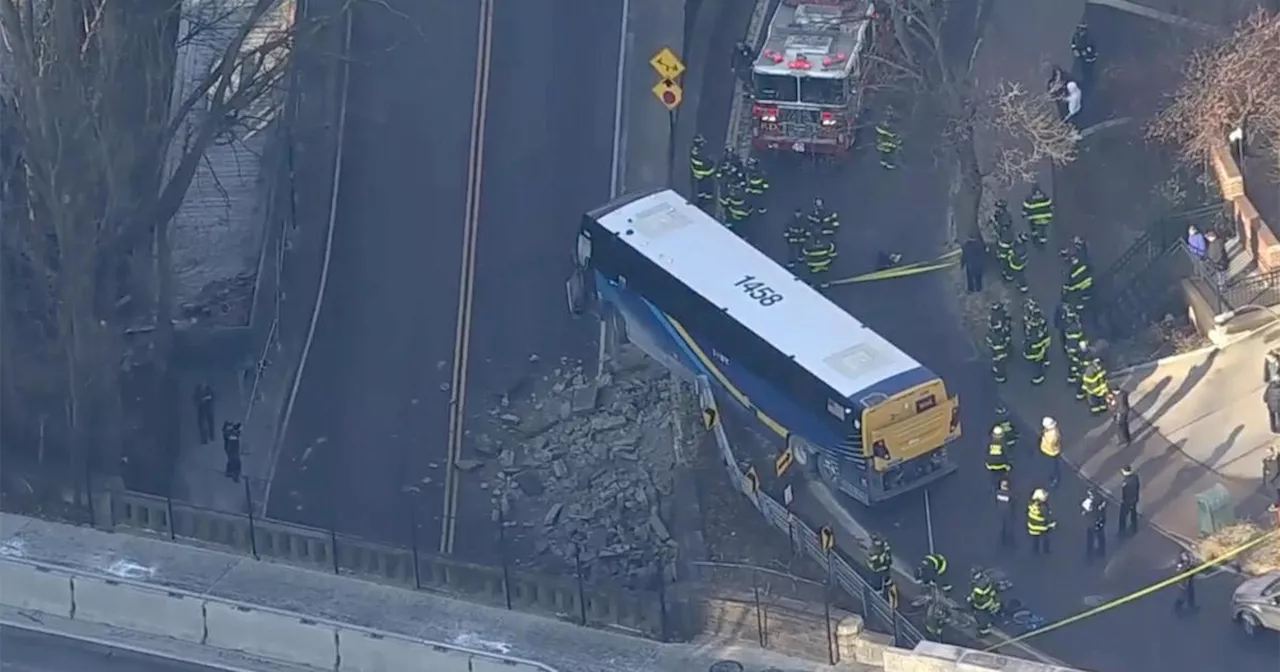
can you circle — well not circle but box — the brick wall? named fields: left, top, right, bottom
left=1209, top=141, right=1280, bottom=271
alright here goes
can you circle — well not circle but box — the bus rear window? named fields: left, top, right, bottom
left=914, top=395, right=937, bottom=413
left=754, top=74, right=798, bottom=102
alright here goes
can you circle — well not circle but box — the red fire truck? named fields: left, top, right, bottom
left=749, top=0, right=878, bottom=156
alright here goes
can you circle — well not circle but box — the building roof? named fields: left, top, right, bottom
left=753, top=1, right=873, bottom=78
left=592, top=189, right=927, bottom=402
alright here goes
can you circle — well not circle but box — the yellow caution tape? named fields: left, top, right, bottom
left=820, top=248, right=961, bottom=287
left=983, top=528, right=1280, bottom=653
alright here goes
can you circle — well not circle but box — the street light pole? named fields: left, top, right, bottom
left=924, top=489, right=936, bottom=555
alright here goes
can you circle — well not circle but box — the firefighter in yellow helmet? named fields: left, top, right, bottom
left=1027, top=487, right=1058, bottom=554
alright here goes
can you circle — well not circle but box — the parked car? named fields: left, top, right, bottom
left=1232, top=570, right=1280, bottom=636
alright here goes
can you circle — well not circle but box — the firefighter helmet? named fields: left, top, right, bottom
left=693, top=134, right=706, bottom=148
left=1032, top=488, right=1049, bottom=502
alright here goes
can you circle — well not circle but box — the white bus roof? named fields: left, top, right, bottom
left=754, top=1, right=873, bottom=79
left=594, top=189, right=927, bottom=401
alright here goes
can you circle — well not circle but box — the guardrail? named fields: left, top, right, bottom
left=0, top=555, right=557, bottom=672
left=693, top=375, right=925, bottom=650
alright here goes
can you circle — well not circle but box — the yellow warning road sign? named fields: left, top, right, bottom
left=649, top=47, right=686, bottom=80
left=652, top=79, right=683, bottom=111
left=774, top=447, right=794, bottom=477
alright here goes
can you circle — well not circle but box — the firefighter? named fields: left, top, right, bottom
left=1022, top=297, right=1046, bottom=334
left=995, top=213, right=1016, bottom=284
left=716, top=148, right=744, bottom=218
left=924, top=601, right=947, bottom=641
left=1007, top=232, right=1030, bottom=293
left=967, top=569, right=1001, bottom=637
left=732, top=41, right=755, bottom=86
left=986, top=425, right=1012, bottom=490
left=991, top=198, right=1013, bottom=237
left=996, top=476, right=1016, bottom=547
left=689, top=135, right=717, bottom=210
left=989, top=301, right=1012, bottom=334
left=744, top=157, right=769, bottom=216
left=1056, top=299, right=1084, bottom=359
left=1082, top=352, right=1111, bottom=415
left=1070, top=235, right=1091, bottom=265
left=868, top=534, right=893, bottom=592
left=1028, top=487, right=1057, bottom=554
left=1024, top=320, right=1049, bottom=385
left=784, top=210, right=810, bottom=269
left=875, top=108, right=902, bottom=170
left=725, top=181, right=751, bottom=227
left=1071, top=24, right=1098, bottom=92
left=808, top=197, right=839, bottom=236
left=916, top=553, right=951, bottom=592
left=988, top=319, right=1011, bottom=384
left=1022, top=183, right=1053, bottom=247
left=802, top=229, right=838, bottom=280
left=995, top=404, right=1019, bottom=450
left=1062, top=246, right=1094, bottom=313
left=1065, top=336, right=1085, bottom=398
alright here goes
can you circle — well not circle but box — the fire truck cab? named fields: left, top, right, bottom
left=750, top=0, right=876, bottom=156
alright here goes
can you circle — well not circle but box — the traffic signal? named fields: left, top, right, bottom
left=744, top=466, right=760, bottom=493
left=819, top=525, right=835, bottom=552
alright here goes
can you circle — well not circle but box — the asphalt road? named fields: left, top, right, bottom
left=0, top=627, right=221, bottom=672
left=696, top=2, right=1280, bottom=671
left=267, top=0, right=620, bottom=559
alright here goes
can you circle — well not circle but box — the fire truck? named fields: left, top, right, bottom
left=749, top=0, right=878, bottom=156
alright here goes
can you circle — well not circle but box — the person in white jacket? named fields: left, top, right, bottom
left=1064, top=81, right=1082, bottom=128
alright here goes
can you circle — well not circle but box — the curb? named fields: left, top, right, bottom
left=1113, top=317, right=1279, bottom=378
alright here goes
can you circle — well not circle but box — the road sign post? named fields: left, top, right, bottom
left=649, top=47, right=685, bottom=187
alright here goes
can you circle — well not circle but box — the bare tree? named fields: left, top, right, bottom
left=1149, top=9, right=1280, bottom=173
left=0, top=0, right=317, bottom=483
left=867, top=0, right=1078, bottom=238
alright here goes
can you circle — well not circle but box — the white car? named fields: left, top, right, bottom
left=1231, top=570, right=1280, bottom=636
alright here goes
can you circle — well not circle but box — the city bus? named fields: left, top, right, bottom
left=570, top=189, right=960, bottom=505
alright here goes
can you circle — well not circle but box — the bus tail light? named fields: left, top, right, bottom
left=755, top=105, right=779, bottom=123
left=872, top=440, right=890, bottom=460
left=949, top=405, right=961, bottom=432
left=820, top=111, right=837, bottom=127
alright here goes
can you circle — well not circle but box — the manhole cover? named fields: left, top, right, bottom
left=709, top=662, right=744, bottom=672
left=1082, top=594, right=1109, bottom=607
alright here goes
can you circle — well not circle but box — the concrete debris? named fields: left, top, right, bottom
left=471, top=351, right=684, bottom=588
left=454, top=459, right=484, bottom=472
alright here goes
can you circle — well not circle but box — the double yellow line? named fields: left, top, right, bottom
left=440, top=0, right=495, bottom=556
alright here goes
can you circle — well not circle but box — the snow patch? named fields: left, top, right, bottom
left=451, top=632, right=513, bottom=655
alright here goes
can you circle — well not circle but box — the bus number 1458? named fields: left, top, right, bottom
left=734, top=275, right=784, bottom=306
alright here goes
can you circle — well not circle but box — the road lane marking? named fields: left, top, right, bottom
left=441, top=0, right=495, bottom=555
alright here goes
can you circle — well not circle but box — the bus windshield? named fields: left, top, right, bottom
left=581, top=189, right=960, bottom=504
left=753, top=74, right=798, bottom=102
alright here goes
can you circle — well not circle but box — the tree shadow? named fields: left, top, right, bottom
left=1142, top=348, right=1219, bottom=427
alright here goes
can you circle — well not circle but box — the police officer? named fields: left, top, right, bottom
left=1118, top=465, right=1140, bottom=537
left=744, top=157, right=769, bottom=216
left=916, top=553, right=951, bottom=592
left=1071, top=24, right=1098, bottom=92
left=808, top=197, right=839, bottom=236
left=967, top=569, right=1001, bottom=637
left=988, top=321, right=1011, bottom=384
left=1028, top=487, right=1057, bottom=554
left=802, top=230, right=837, bottom=280
left=1082, top=353, right=1110, bottom=415
left=961, top=233, right=987, bottom=293
left=868, top=534, right=893, bottom=593
left=875, top=108, right=902, bottom=170
left=689, top=135, right=717, bottom=210
left=995, top=404, right=1019, bottom=450
left=996, top=476, right=1016, bottom=547
left=784, top=210, right=810, bottom=269
left=1081, top=488, right=1108, bottom=559
left=222, top=420, right=243, bottom=482
left=1007, top=232, right=1030, bottom=293
left=1024, top=320, right=1050, bottom=385
left=1040, top=416, right=1062, bottom=488
left=1174, top=551, right=1198, bottom=613
left=1022, top=184, right=1053, bottom=247
left=987, top=425, right=1012, bottom=490
left=1062, top=247, right=1094, bottom=313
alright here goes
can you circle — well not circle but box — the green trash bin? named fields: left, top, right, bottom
left=1195, top=483, right=1236, bottom=536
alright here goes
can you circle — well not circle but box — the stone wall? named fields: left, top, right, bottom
left=1210, top=141, right=1280, bottom=272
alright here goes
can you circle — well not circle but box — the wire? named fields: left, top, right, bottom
left=820, top=249, right=961, bottom=287
left=982, top=528, right=1280, bottom=653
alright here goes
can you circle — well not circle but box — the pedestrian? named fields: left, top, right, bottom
left=1063, top=81, right=1082, bottom=129
left=1204, top=230, right=1228, bottom=289
left=1027, top=488, right=1056, bottom=554
left=1118, top=465, right=1140, bottom=537
left=1186, top=225, right=1207, bottom=259
left=1071, top=24, right=1098, bottom=93
left=222, top=421, right=243, bottom=482
left=1046, top=65, right=1069, bottom=118
left=1264, top=351, right=1280, bottom=385
left=1265, top=379, right=1280, bottom=434
left=1173, top=551, right=1198, bottom=614
left=1040, top=417, right=1062, bottom=488
left=961, top=234, right=986, bottom=292
left=996, top=475, right=1016, bottom=548
left=1111, top=388, right=1131, bottom=445
left=1263, top=446, right=1279, bottom=487
left=194, top=383, right=216, bottom=444
left=1081, top=489, right=1108, bottom=560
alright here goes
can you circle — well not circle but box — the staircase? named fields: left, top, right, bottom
left=1094, top=202, right=1228, bottom=339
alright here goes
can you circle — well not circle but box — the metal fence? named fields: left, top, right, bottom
left=692, top=376, right=925, bottom=650
left=1188, top=246, right=1280, bottom=313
